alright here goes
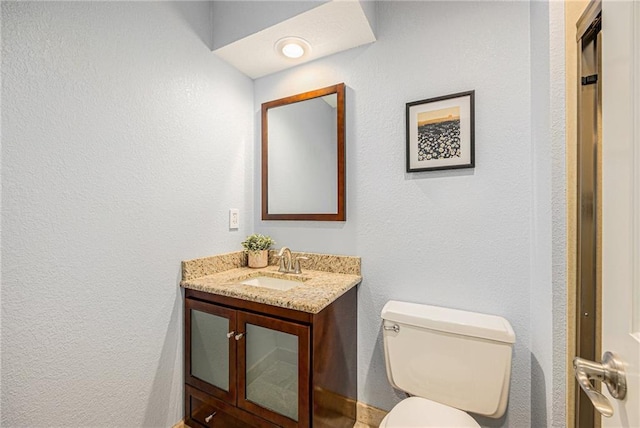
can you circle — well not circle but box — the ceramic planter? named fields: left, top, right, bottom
left=247, top=250, right=268, bottom=268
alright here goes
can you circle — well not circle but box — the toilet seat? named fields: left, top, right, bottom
left=379, top=397, right=480, bottom=428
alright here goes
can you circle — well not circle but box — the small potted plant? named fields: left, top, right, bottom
left=241, top=233, right=275, bottom=268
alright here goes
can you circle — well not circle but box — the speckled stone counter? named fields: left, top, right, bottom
left=181, top=251, right=361, bottom=314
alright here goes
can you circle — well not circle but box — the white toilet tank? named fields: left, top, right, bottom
left=381, top=300, right=516, bottom=418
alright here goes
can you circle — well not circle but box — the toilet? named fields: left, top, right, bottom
left=380, top=300, right=516, bottom=427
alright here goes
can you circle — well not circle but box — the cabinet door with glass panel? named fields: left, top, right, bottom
left=237, top=311, right=310, bottom=428
left=185, top=298, right=310, bottom=428
left=186, top=299, right=237, bottom=403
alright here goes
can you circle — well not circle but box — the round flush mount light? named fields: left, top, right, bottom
left=275, top=37, right=311, bottom=59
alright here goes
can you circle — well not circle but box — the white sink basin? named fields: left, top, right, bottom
left=240, top=276, right=302, bottom=291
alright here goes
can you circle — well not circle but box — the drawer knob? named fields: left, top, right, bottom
left=226, top=331, right=235, bottom=339
left=234, top=332, right=244, bottom=340
left=205, top=411, right=217, bottom=422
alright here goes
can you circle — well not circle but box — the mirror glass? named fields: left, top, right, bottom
left=261, top=83, right=345, bottom=221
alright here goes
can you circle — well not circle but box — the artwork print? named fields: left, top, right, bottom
left=406, top=91, right=475, bottom=172
left=417, top=106, right=461, bottom=160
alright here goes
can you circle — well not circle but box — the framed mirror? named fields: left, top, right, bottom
left=261, top=83, right=345, bottom=221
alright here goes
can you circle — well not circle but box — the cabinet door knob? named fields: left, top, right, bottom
left=204, top=411, right=217, bottom=422
left=226, top=331, right=235, bottom=339
left=234, top=332, right=244, bottom=340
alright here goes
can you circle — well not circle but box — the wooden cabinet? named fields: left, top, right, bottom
left=184, top=287, right=357, bottom=428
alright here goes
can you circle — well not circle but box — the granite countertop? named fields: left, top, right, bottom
left=180, top=251, right=362, bottom=314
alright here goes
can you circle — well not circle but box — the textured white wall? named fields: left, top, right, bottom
left=530, top=1, right=567, bottom=426
left=530, top=0, right=553, bottom=425
left=1, top=2, right=253, bottom=426
left=549, top=2, right=567, bottom=425
left=254, top=2, right=537, bottom=426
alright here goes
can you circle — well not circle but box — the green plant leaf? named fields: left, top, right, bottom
left=241, top=234, right=275, bottom=252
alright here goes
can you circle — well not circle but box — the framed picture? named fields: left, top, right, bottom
left=406, top=90, right=475, bottom=172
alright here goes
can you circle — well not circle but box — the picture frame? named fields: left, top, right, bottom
left=406, top=90, right=475, bottom=172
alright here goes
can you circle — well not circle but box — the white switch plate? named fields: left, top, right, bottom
left=229, top=209, right=239, bottom=229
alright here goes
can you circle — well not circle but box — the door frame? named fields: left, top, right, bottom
left=566, top=1, right=602, bottom=427
left=574, top=2, right=603, bottom=427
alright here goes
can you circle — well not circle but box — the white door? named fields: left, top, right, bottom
left=601, top=0, right=640, bottom=426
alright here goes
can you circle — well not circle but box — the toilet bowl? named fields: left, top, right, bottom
left=380, top=300, right=516, bottom=427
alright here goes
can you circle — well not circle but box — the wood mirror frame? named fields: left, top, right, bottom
left=261, top=83, right=345, bottom=221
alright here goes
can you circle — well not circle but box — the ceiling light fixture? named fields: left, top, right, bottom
left=275, top=37, right=311, bottom=59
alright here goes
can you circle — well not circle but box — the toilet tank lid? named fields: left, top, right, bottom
left=381, top=300, right=515, bottom=344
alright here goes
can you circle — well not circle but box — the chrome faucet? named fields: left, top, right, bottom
left=277, top=247, right=309, bottom=274
left=277, top=247, right=293, bottom=273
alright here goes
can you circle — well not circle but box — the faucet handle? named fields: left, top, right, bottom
left=293, top=256, right=309, bottom=274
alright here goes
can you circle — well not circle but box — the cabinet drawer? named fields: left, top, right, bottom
left=186, top=386, right=278, bottom=428
left=189, top=396, right=244, bottom=427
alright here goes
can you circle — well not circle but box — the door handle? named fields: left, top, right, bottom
left=573, top=351, right=627, bottom=417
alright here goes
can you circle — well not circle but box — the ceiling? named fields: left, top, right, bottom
left=213, top=1, right=377, bottom=79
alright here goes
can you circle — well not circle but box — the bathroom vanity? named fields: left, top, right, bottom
left=181, top=251, right=361, bottom=428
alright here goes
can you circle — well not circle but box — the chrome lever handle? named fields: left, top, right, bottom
left=574, top=367, right=614, bottom=417
left=293, top=256, right=309, bottom=274
left=573, top=351, right=627, bottom=418
left=383, top=324, right=400, bottom=333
